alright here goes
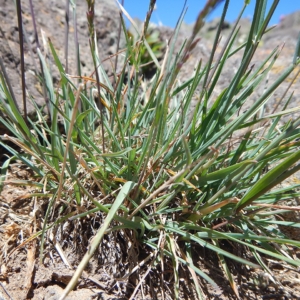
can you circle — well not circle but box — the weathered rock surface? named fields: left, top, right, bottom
left=0, top=0, right=125, bottom=115
left=177, top=12, right=300, bottom=122
left=0, top=1, right=299, bottom=120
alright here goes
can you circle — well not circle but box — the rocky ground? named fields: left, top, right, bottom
left=1, top=0, right=300, bottom=299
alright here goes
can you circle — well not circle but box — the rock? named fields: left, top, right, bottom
left=0, top=0, right=125, bottom=116
left=0, top=2, right=299, bottom=124
left=206, top=17, right=230, bottom=31
left=42, top=285, right=95, bottom=300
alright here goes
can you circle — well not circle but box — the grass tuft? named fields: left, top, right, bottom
left=1, top=0, right=300, bottom=299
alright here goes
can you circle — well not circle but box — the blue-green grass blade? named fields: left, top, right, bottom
left=293, top=32, right=300, bottom=65
left=197, top=160, right=257, bottom=185
left=165, top=223, right=260, bottom=268
left=189, top=226, right=300, bottom=266
left=146, top=240, right=218, bottom=288
left=237, top=150, right=300, bottom=210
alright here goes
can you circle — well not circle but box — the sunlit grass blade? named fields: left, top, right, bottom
left=60, top=181, right=135, bottom=299
left=237, top=149, right=300, bottom=211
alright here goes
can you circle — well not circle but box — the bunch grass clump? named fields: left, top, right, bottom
left=1, top=0, right=300, bottom=299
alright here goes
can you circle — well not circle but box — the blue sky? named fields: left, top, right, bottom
left=123, top=0, right=300, bottom=27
